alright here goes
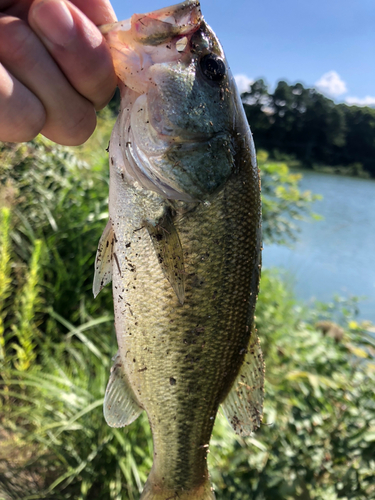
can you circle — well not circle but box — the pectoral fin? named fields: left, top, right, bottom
left=145, top=214, right=185, bottom=304
left=93, top=220, right=114, bottom=298
left=221, top=331, right=265, bottom=436
left=104, top=352, right=143, bottom=427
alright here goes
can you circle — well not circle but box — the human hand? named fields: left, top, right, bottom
left=0, top=0, right=117, bottom=145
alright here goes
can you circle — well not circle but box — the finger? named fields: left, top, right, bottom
left=0, top=0, right=117, bottom=24
left=0, top=14, right=97, bottom=145
left=70, top=0, right=117, bottom=24
left=0, top=62, right=46, bottom=142
left=0, top=0, right=32, bottom=20
left=29, top=0, right=117, bottom=111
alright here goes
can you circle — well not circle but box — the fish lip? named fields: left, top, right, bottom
left=99, top=0, right=202, bottom=40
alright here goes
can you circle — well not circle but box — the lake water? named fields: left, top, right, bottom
left=262, top=170, right=375, bottom=323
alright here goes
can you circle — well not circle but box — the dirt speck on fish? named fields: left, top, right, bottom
left=94, top=1, right=264, bottom=498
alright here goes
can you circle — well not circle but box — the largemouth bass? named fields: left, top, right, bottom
left=94, top=1, right=264, bottom=498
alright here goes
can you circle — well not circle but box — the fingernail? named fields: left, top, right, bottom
left=32, top=0, right=75, bottom=46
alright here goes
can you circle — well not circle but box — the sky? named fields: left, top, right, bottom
left=109, top=0, right=375, bottom=106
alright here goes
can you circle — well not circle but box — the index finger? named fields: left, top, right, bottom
left=28, top=0, right=117, bottom=110
left=0, top=0, right=117, bottom=24
left=70, top=0, right=117, bottom=25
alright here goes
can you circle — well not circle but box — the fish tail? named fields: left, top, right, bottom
left=140, top=471, right=215, bottom=500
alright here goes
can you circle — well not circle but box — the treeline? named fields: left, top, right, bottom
left=241, top=79, right=375, bottom=177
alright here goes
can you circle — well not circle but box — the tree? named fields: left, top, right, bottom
left=339, top=105, right=375, bottom=177
left=242, top=79, right=374, bottom=176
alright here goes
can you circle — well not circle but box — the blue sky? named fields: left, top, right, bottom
left=109, top=0, right=375, bottom=105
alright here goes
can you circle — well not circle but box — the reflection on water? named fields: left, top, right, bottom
left=263, top=170, right=375, bottom=323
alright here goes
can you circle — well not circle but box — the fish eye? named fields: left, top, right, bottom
left=200, top=54, right=226, bottom=82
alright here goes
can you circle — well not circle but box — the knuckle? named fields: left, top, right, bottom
left=0, top=17, right=36, bottom=67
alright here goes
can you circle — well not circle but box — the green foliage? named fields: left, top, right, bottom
left=0, top=208, right=12, bottom=362
left=11, top=239, right=42, bottom=372
left=0, top=115, right=373, bottom=499
left=0, top=314, right=153, bottom=500
left=242, top=79, right=375, bottom=177
left=259, top=150, right=321, bottom=245
left=0, top=123, right=113, bottom=331
left=0, top=210, right=43, bottom=373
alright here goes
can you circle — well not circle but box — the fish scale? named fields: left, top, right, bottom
left=94, top=2, right=264, bottom=498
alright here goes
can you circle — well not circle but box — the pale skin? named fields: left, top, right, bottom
left=0, top=0, right=118, bottom=145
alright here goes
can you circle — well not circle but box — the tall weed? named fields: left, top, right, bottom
left=11, top=239, right=42, bottom=371
left=0, top=207, right=12, bottom=362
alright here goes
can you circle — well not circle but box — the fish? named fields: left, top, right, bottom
left=94, top=1, right=264, bottom=498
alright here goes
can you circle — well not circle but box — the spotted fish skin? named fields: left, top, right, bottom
left=95, top=2, right=263, bottom=499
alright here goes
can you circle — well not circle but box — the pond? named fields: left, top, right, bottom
left=262, top=169, right=375, bottom=324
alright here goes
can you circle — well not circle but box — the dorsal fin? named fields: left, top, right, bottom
left=93, top=220, right=114, bottom=298
left=104, top=352, right=143, bottom=428
left=221, top=330, right=265, bottom=435
left=145, top=213, right=185, bottom=304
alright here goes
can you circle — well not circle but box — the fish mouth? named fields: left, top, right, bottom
left=100, top=0, right=202, bottom=44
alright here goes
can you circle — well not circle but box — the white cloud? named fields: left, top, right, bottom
left=315, top=71, right=347, bottom=97
left=345, top=95, right=375, bottom=107
left=234, top=74, right=254, bottom=94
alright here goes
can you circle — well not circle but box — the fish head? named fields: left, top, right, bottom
left=101, top=1, right=239, bottom=201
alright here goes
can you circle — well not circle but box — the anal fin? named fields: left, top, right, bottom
left=104, top=352, right=143, bottom=427
left=93, top=220, right=114, bottom=298
left=221, top=330, right=265, bottom=436
left=145, top=213, right=185, bottom=305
